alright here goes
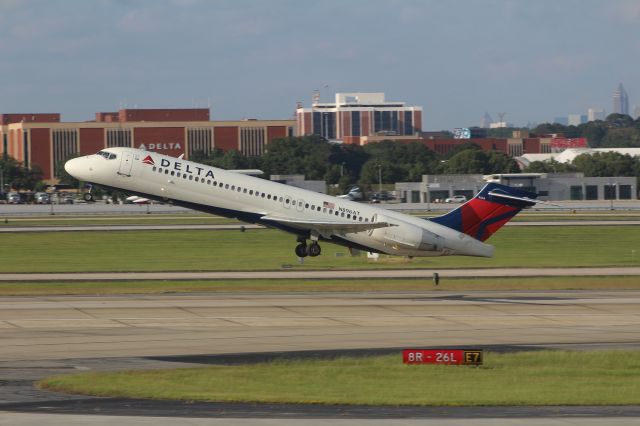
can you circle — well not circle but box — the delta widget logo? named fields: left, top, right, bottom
left=142, top=155, right=155, bottom=165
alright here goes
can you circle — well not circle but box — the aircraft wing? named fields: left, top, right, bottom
left=260, top=214, right=394, bottom=238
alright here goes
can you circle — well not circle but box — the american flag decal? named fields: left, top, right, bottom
left=323, top=201, right=335, bottom=209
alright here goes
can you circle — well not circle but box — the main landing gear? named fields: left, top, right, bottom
left=294, top=235, right=322, bottom=258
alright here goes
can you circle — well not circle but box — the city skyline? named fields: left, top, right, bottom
left=0, top=0, right=639, bottom=131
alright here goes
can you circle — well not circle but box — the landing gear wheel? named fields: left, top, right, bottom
left=295, top=243, right=308, bottom=258
left=83, top=192, right=94, bottom=202
left=307, top=243, right=321, bottom=257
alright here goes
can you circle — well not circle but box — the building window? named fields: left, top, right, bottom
left=239, top=127, right=266, bottom=156
left=52, top=129, right=78, bottom=177
left=312, top=112, right=322, bottom=136
left=23, top=131, right=29, bottom=168
left=374, top=111, right=398, bottom=135
left=187, top=128, right=213, bottom=158
left=585, top=185, right=598, bottom=200
left=404, top=111, right=413, bottom=135
left=570, top=186, right=583, bottom=200
left=106, top=129, right=131, bottom=147
left=604, top=184, right=617, bottom=200
left=508, top=143, right=523, bottom=157
left=351, top=112, right=361, bottom=136
left=619, top=185, right=632, bottom=199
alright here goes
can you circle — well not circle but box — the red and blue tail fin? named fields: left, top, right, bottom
left=429, top=183, right=538, bottom=242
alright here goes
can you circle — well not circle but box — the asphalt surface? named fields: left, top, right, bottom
left=1, top=290, right=639, bottom=423
left=2, top=267, right=640, bottom=281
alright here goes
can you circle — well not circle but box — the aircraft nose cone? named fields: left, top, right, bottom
left=64, top=158, right=77, bottom=176
left=64, top=157, right=87, bottom=180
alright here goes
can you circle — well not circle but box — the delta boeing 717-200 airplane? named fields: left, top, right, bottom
left=65, top=148, right=540, bottom=258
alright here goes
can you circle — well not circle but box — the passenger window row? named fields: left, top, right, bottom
left=151, top=166, right=368, bottom=222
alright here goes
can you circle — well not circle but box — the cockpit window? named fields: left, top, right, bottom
left=96, top=151, right=117, bottom=160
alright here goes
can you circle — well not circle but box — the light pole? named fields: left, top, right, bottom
left=609, top=181, right=617, bottom=211
left=50, top=186, right=55, bottom=215
left=377, top=163, right=382, bottom=194
left=425, top=175, right=431, bottom=211
left=340, top=162, right=345, bottom=177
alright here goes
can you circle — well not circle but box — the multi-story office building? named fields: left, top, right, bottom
left=613, top=83, right=629, bottom=115
left=0, top=108, right=294, bottom=182
left=296, top=92, right=422, bottom=144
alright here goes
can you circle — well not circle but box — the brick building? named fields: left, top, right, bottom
left=358, top=134, right=553, bottom=156
left=0, top=108, right=294, bottom=182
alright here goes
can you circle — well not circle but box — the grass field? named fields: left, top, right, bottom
left=1, top=276, right=639, bottom=296
left=1, top=225, right=639, bottom=273
left=39, top=350, right=640, bottom=406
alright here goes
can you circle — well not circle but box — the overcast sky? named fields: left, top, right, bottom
left=0, top=0, right=638, bottom=130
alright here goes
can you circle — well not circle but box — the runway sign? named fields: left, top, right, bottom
left=402, top=349, right=483, bottom=365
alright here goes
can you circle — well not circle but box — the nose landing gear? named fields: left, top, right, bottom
left=83, top=184, right=95, bottom=202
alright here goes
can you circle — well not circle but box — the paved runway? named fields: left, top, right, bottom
left=2, top=290, right=639, bottom=361
left=1, top=290, right=640, bottom=424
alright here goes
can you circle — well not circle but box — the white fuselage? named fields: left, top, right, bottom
left=65, top=148, right=494, bottom=258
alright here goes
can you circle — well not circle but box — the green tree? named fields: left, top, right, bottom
left=486, top=150, right=520, bottom=173
left=260, top=135, right=335, bottom=180
left=606, top=113, right=634, bottom=128
left=443, top=149, right=518, bottom=174
left=442, top=141, right=482, bottom=159
left=0, top=156, right=44, bottom=190
left=601, top=128, right=640, bottom=148
left=577, top=120, right=607, bottom=147
left=523, top=159, right=576, bottom=173
left=572, top=152, right=638, bottom=177
left=532, top=122, right=569, bottom=135
left=358, top=159, right=406, bottom=187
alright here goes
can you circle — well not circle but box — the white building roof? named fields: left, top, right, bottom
left=517, top=148, right=640, bottom=166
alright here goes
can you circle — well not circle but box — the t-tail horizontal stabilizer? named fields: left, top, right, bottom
left=429, top=183, right=538, bottom=242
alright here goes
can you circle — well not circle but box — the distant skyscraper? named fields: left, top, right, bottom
left=480, top=112, right=493, bottom=128
left=553, top=116, right=568, bottom=126
left=612, top=83, right=629, bottom=115
left=568, top=114, right=587, bottom=126
left=587, top=108, right=605, bottom=122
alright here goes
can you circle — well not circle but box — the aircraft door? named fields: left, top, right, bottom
left=118, top=151, right=134, bottom=177
left=368, top=214, right=377, bottom=235
left=296, top=199, right=304, bottom=212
